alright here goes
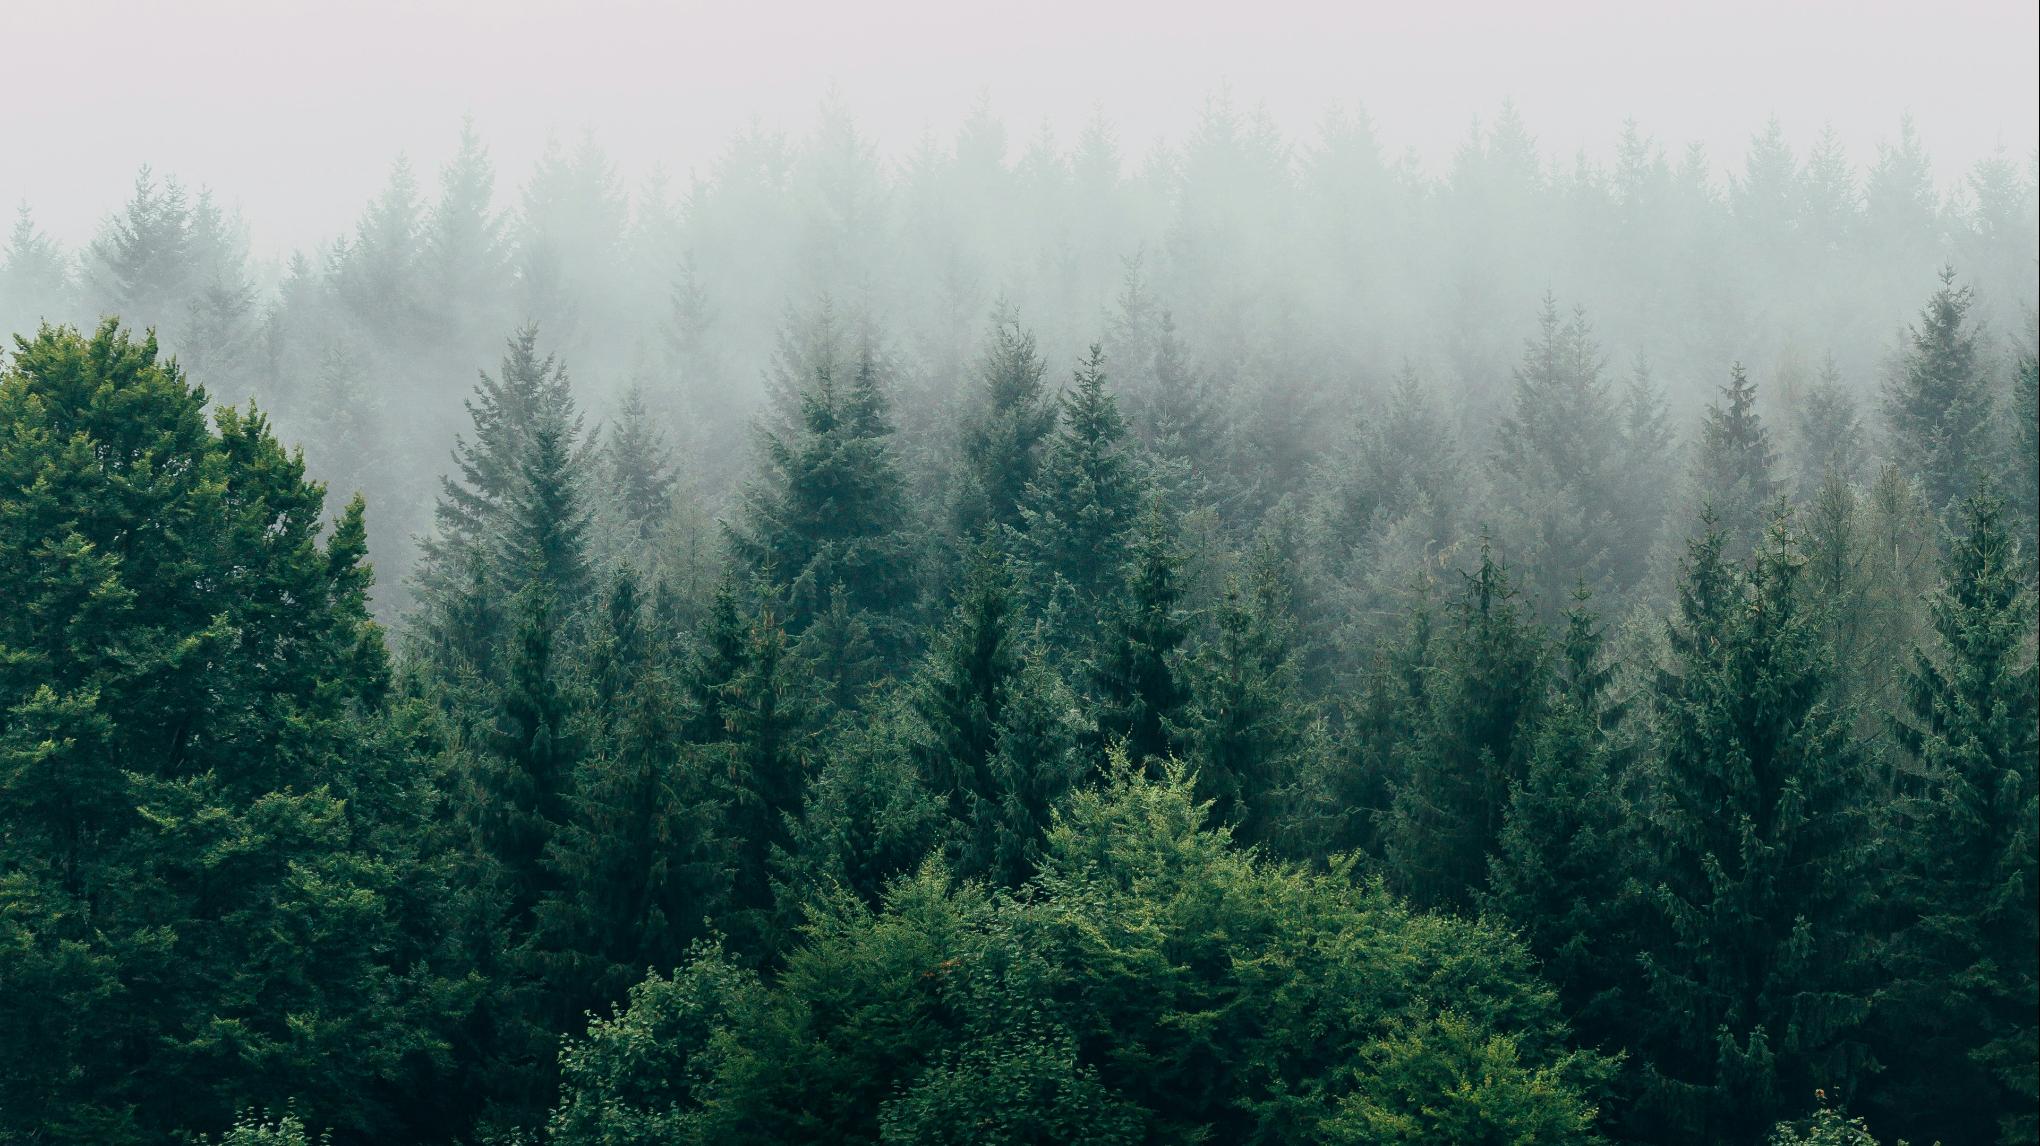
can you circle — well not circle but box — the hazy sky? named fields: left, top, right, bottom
left=3, top=0, right=2034, bottom=259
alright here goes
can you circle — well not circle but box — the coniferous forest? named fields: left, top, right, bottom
left=1, top=64, right=2037, bottom=1146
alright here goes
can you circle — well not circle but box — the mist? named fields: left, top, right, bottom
left=0, top=4, right=2035, bottom=1144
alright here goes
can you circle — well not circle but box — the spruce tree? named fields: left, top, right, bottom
left=1884, top=267, right=1993, bottom=515
left=1635, top=515, right=1876, bottom=1144
left=953, top=315, right=1056, bottom=538
left=1486, top=587, right=1640, bottom=1050
left=1691, top=362, right=1780, bottom=554
left=726, top=346, right=917, bottom=648
left=602, top=381, right=680, bottom=547
left=535, top=575, right=723, bottom=1029
left=1091, top=501, right=1192, bottom=768
left=1018, top=344, right=1143, bottom=640
left=708, top=594, right=820, bottom=962
left=1792, top=354, right=1866, bottom=498
left=1380, top=538, right=1548, bottom=911
left=416, top=326, right=589, bottom=655
left=2008, top=332, right=2038, bottom=547
left=1878, top=494, right=2037, bottom=1145
left=1181, top=546, right=1319, bottom=846
left=1491, top=296, right=1629, bottom=610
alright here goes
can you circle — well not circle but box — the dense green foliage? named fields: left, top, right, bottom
left=2, top=102, right=2036, bottom=1145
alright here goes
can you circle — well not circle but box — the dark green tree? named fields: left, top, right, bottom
left=1380, top=539, right=1549, bottom=911
left=1018, top=344, right=1143, bottom=640
left=1181, top=546, right=1322, bottom=847
left=1634, top=515, right=1876, bottom=1144
left=0, top=321, right=454, bottom=1143
left=1090, top=501, right=1192, bottom=768
left=1485, top=588, right=1641, bottom=1051
left=726, top=347, right=918, bottom=649
left=1876, top=494, right=2037, bottom=1145
left=953, top=315, right=1056, bottom=538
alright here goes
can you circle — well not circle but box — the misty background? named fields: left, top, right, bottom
left=0, top=0, right=2035, bottom=626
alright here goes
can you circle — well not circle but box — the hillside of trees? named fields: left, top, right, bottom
left=0, top=100, right=2035, bottom=1145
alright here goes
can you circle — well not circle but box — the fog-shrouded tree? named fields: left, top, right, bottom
left=1884, top=267, right=1994, bottom=516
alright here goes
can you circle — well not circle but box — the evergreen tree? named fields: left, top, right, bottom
left=1181, top=546, right=1320, bottom=846
left=905, top=538, right=1083, bottom=885
left=534, top=575, right=723, bottom=1030
left=0, top=321, right=454, bottom=1142
left=1, top=203, right=74, bottom=331
left=1381, top=538, right=1549, bottom=911
left=1792, top=354, right=1866, bottom=498
left=474, top=591, right=581, bottom=926
left=726, top=345, right=918, bottom=647
left=415, top=326, right=589, bottom=656
left=953, top=315, right=1056, bottom=537
left=1634, top=515, right=1876, bottom=1144
left=1884, top=267, right=1993, bottom=515
left=1018, top=344, right=1142, bottom=639
left=1486, top=588, right=1641, bottom=1051
left=1491, top=296, right=1630, bottom=610
left=1877, top=494, right=2037, bottom=1145
left=602, top=381, right=680, bottom=547
left=1691, top=362, right=1780, bottom=554
left=1090, top=501, right=1192, bottom=768
left=2008, top=330, right=2038, bottom=546
left=708, top=594, right=821, bottom=962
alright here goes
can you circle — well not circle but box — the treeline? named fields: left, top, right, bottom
left=1, top=101, right=2034, bottom=619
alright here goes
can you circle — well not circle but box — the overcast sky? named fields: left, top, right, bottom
left=3, top=0, right=2034, bottom=259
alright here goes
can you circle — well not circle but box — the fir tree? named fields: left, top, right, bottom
left=1491, top=296, right=1629, bottom=610
left=953, top=315, right=1056, bottom=537
left=1634, top=515, right=1876, bottom=1144
left=1018, top=344, right=1143, bottom=639
left=1692, top=362, right=1780, bottom=554
left=1486, top=587, right=1641, bottom=1050
left=1878, top=494, right=2037, bottom=1145
left=1792, top=354, right=1866, bottom=498
left=1381, top=538, right=1548, bottom=911
left=1884, top=267, right=1993, bottom=515
left=601, top=381, right=680, bottom=547
left=1181, top=546, right=1319, bottom=846
left=1091, top=501, right=1192, bottom=768
left=726, top=345, right=917, bottom=647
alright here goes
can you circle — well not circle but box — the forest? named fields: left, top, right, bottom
left=0, top=93, right=2036, bottom=1145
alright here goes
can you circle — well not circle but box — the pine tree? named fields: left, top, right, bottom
left=87, top=166, right=192, bottom=332
left=424, top=118, right=505, bottom=348
left=1018, top=344, right=1143, bottom=639
left=954, top=315, right=1056, bottom=537
left=1485, top=587, right=1640, bottom=1050
left=535, top=575, right=723, bottom=1028
left=1634, top=515, right=1876, bottom=1144
left=2008, top=331, right=2037, bottom=547
left=0, top=321, right=452, bottom=1142
left=1, top=203, right=74, bottom=331
left=415, top=326, right=589, bottom=645
left=476, top=591, right=581, bottom=925
left=1491, top=296, right=1629, bottom=609
left=1381, top=538, right=1549, bottom=911
left=601, top=381, right=680, bottom=547
left=709, top=594, right=820, bottom=962
left=1091, top=501, right=1191, bottom=768
left=1877, top=494, right=2037, bottom=1145
left=1884, top=267, right=1993, bottom=515
left=1692, top=362, right=1780, bottom=554
left=1792, top=354, right=1866, bottom=498
left=1181, top=546, right=1319, bottom=846
left=497, top=373, right=593, bottom=604
left=726, top=345, right=917, bottom=647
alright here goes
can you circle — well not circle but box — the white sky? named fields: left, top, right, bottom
left=3, top=0, right=2035, bottom=258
